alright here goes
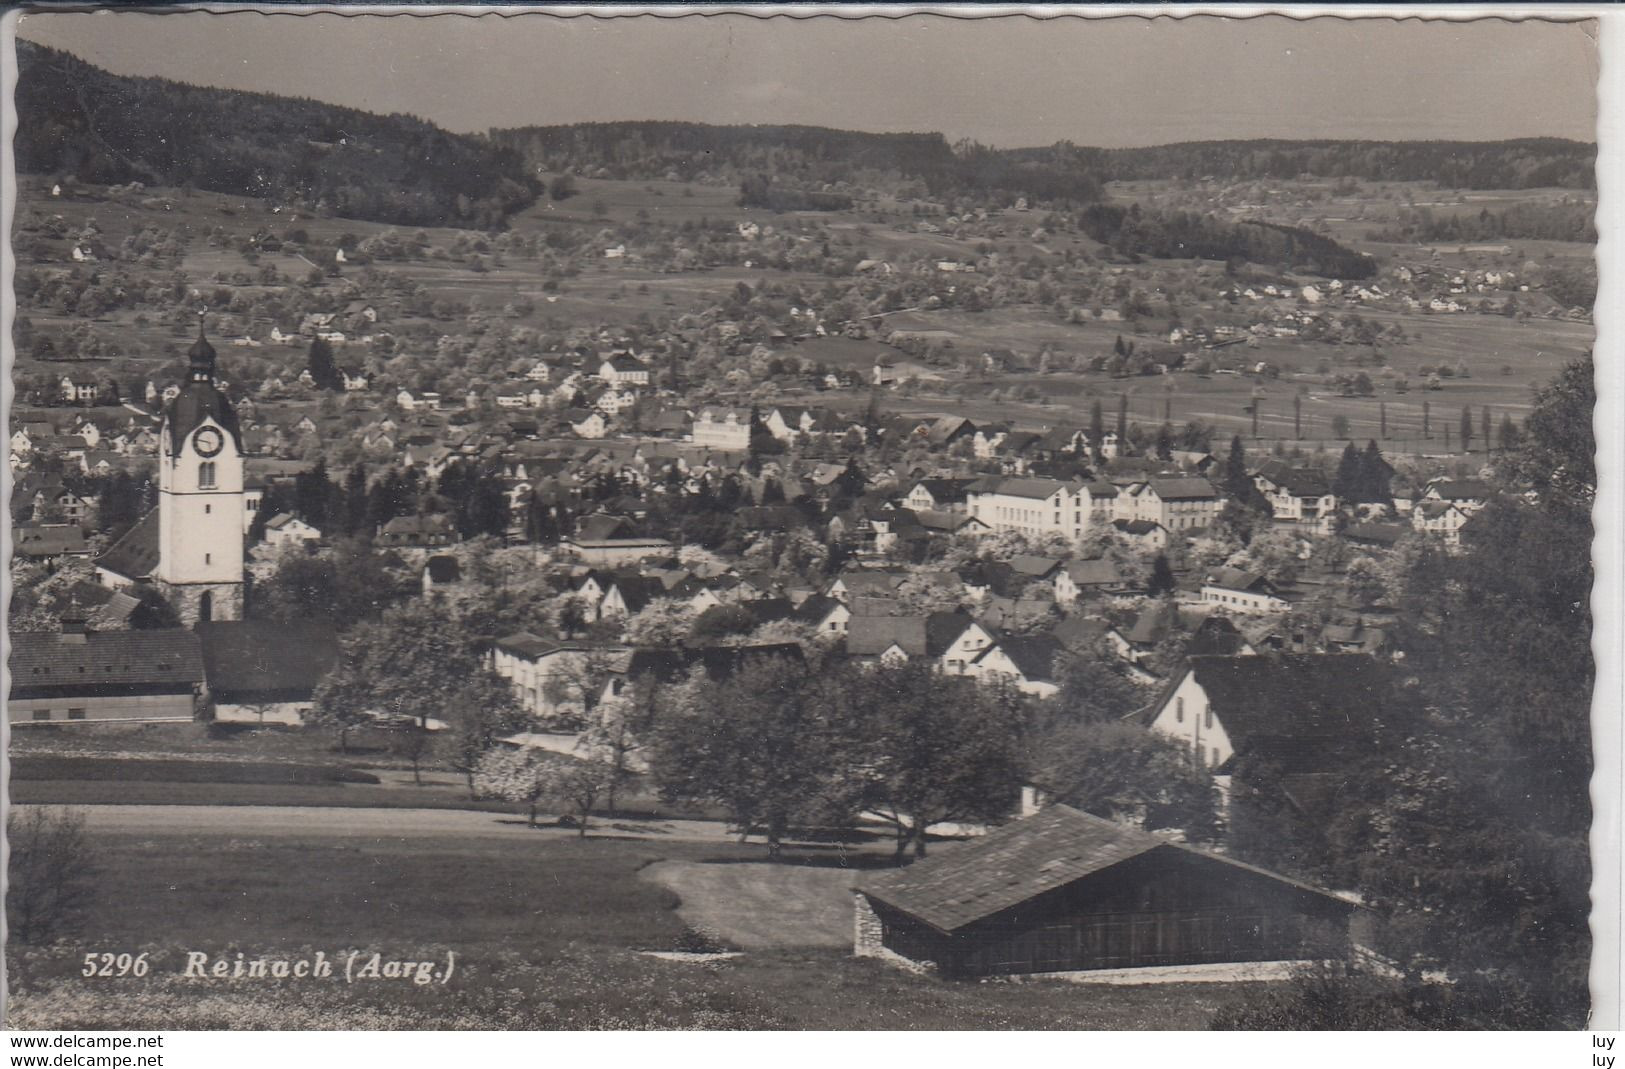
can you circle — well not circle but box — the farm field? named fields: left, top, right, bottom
left=7, top=827, right=1275, bottom=1030
left=16, top=170, right=1592, bottom=464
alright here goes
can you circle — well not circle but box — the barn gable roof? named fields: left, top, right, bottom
left=11, top=628, right=204, bottom=696
left=857, top=804, right=1349, bottom=934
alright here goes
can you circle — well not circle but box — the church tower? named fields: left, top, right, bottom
left=154, top=320, right=245, bottom=624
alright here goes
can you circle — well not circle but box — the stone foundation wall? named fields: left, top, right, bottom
left=155, top=581, right=243, bottom=625
left=852, top=892, right=935, bottom=975
left=853, top=892, right=885, bottom=958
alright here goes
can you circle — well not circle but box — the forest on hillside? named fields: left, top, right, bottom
left=1091, top=138, right=1595, bottom=191
left=496, top=122, right=1595, bottom=195
left=1079, top=204, right=1378, bottom=278
left=14, top=41, right=538, bottom=229
left=489, top=121, right=1107, bottom=204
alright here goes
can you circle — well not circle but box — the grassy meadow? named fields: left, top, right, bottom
left=8, top=830, right=1273, bottom=1029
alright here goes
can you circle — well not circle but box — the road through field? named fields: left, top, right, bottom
left=16, top=803, right=868, bottom=853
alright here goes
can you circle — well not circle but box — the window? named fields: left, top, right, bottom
left=1211, top=746, right=1221, bottom=767
left=205, top=553, right=212, bottom=565
left=1175, top=697, right=1185, bottom=723
left=1205, top=707, right=1213, bottom=729
left=32, top=709, right=50, bottom=721
left=199, top=461, right=217, bottom=488
left=68, top=708, right=86, bottom=721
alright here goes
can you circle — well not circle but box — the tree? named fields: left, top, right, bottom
left=1338, top=354, right=1595, bottom=1024
left=1330, top=414, right=1350, bottom=439
left=1089, top=399, right=1105, bottom=460
left=306, top=335, right=342, bottom=390
left=436, top=671, right=530, bottom=795
left=1422, top=399, right=1431, bottom=439
left=6, top=807, right=94, bottom=945
left=651, top=654, right=842, bottom=858
left=1222, top=434, right=1250, bottom=499
left=1147, top=554, right=1176, bottom=596
left=474, top=747, right=552, bottom=826
left=1026, top=719, right=1217, bottom=841
left=535, top=749, right=619, bottom=836
left=1497, top=413, right=1521, bottom=455
left=848, top=662, right=1028, bottom=861
left=1053, top=644, right=1152, bottom=722
left=547, top=174, right=577, bottom=201
left=311, top=601, right=516, bottom=753
left=1459, top=404, right=1474, bottom=453
left=1332, top=442, right=1362, bottom=500
left=1116, top=393, right=1129, bottom=441
left=1359, top=440, right=1392, bottom=506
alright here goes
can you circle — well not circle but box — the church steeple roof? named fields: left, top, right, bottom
left=166, top=318, right=240, bottom=455
left=188, top=317, right=217, bottom=382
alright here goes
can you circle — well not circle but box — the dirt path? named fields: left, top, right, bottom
left=642, top=860, right=858, bottom=949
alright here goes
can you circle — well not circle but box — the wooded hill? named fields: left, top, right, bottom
left=1091, top=138, right=1595, bottom=191
left=495, top=122, right=1594, bottom=195
left=14, top=41, right=538, bottom=229
left=488, top=121, right=1107, bottom=204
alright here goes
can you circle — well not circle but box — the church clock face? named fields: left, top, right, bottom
left=193, top=427, right=224, bottom=457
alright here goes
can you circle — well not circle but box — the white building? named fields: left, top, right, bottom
left=691, top=407, right=753, bottom=451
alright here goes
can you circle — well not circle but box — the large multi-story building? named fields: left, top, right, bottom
left=691, top=407, right=753, bottom=451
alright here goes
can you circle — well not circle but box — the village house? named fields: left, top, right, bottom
left=597, top=352, right=651, bottom=387
left=1112, top=518, right=1169, bottom=551
left=488, top=635, right=630, bottom=721
left=1252, top=461, right=1339, bottom=533
left=964, top=634, right=1064, bottom=697
left=376, top=514, right=458, bottom=550
left=793, top=594, right=851, bottom=637
left=854, top=804, right=1354, bottom=978
left=60, top=376, right=99, bottom=405
left=843, top=612, right=994, bottom=676
left=15, top=523, right=91, bottom=563
left=1053, top=558, right=1128, bottom=605
left=1411, top=501, right=1472, bottom=547
left=263, top=513, right=322, bottom=547
left=1115, top=477, right=1222, bottom=532
left=568, top=409, right=609, bottom=439
left=1419, top=478, right=1493, bottom=514
left=560, top=536, right=676, bottom=567
left=1145, top=653, right=1403, bottom=820
left=1200, top=566, right=1291, bottom=614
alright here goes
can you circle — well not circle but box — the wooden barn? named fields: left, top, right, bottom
left=854, top=805, right=1354, bottom=978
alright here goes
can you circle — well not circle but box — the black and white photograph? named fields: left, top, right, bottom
left=2, top=6, right=1614, bottom=1035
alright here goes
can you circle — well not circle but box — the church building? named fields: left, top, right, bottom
left=97, top=322, right=248, bottom=624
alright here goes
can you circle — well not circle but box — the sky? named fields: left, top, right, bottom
left=12, top=9, right=1600, bottom=148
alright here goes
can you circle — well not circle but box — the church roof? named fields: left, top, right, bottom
left=95, top=509, right=160, bottom=582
